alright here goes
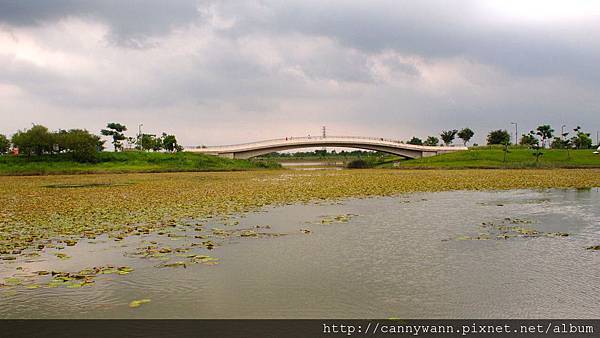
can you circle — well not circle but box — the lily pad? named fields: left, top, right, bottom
left=129, top=299, right=151, bottom=308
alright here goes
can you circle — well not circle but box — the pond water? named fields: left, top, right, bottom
left=279, top=161, right=345, bottom=169
left=1, top=188, right=599, bottom=318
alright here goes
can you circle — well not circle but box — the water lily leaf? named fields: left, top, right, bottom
left=129, top=299, right=151, bottom=308
left=240, top=230, right=257, bottom=237
left=117, top=266, right=134, bottom=275
left=4, top=277, right=21, bottom=285
left=160, top=261, right=186, bottom=268
left=53, top=252, right=70, bottom=260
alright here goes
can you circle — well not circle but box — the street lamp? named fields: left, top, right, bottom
left=138, top=124, right=143, bottom=150
left=561, top=125, right=566, bottom=139
left=510, top=122, right=518, bottom=145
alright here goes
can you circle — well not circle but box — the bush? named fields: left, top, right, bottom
left=11, top=126, right=103, bottom=162
left=346, top=159, right=375, bottom=169
left=0, top=134, right=9, bottom=154
left=63, top=129, right=103, bottom=162
left=12, top=125, right=54, bottom=155
left=407, top=137, right=423, bottom=145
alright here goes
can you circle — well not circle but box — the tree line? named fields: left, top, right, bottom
left=0, top=122, right=182, bottom=162
left=407, top=128, right=475, bottom=146
left=100, top=123, right=182, bottom=153
left=405, top=125, right=595, bottom=149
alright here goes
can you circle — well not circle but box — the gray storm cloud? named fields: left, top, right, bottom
left=0, top=0, right=599, bottom=146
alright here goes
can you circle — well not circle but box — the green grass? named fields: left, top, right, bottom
left=2, top=147, right=598, bottom=175
left=0, top=151, right=280, bottom=176
left=394, top=147, right=600, bottom=169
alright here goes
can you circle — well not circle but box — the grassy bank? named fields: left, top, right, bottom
left=393, top=147, right=600, bottom=169
left=0, top=151, right=280, bottom=176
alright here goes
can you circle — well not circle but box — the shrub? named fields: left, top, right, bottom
left=346, top=159, right=375, bottom=169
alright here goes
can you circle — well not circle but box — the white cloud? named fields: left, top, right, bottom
left=0, top=1, right=599, bottom=147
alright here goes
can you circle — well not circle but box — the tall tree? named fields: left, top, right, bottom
left=101, top=123, right=127, bottom=151
left=0, top=134, right=9, bottom=154
left=423, top=136, right=439, bottom=146
left=457, top=128, right=474, bottom=146
left=440, top=129, right=458, bottom=146
left=487, top=129, right=511, bottom=145
left=535, top=125, right=554, bottom=148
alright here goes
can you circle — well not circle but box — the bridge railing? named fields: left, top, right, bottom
left=188, top=135, right=417, bottom=151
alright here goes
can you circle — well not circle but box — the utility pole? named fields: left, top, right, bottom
left=510, top=122, right=518, bottom=145
left=321, top=126, right=326, bottom=152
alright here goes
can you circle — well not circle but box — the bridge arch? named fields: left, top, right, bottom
left=189, top=136, right=466, bottom=160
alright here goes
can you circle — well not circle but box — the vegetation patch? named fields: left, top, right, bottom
left=0, top=169, right=598, bottom=267
left=396, top=148, right=600, bottom=169
left=448, top=217, right=570, bottom=241
left=43, top=182, right=135, bottom=189
left=0, top=151, right=280, bottom=176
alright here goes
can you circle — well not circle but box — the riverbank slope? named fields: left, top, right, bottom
left=0, top=151, right=280, bottom=176
left=392, top=147, right=600, bottom=169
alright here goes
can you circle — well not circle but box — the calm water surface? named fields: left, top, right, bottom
left=1, top=188, right=599, bottom=318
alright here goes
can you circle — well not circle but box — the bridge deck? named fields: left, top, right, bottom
left=187, top=136, right=467, bottom=159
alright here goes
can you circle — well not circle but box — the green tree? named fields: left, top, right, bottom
left=11, top=125, right=54, bottom=156
left=101, top=123, right=127, bottom=151
left=528, top=131, right=543, bottom=164
left=407, top=137, right=423, bottom=145
left=61, top=129, right=104, bottom=162
left=535, top=125, right=554, bottom=148
left=423, top=136, right=439, bottom=146
left=457, top=128, right=474, bottom=146
left=161, top=133, right=181, bottom=152
left=571, top=126, right=593, bottom=149
left=561, top=130, right=572, bottom=159
left=138, top=134, right=161, bottom=151
left=519, top=134, right=539, bottom=146
left=440, top=129, right=458, bottom=146
left=487, top=129, right=510, bottom=145
left=502, top=140, right=510, bottom=163
left=550, top=137, right=566, bottom=149
left=0, top=134, right=9, bottom=154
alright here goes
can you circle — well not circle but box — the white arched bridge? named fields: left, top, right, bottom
left=188, top=136, right=467, bottom=159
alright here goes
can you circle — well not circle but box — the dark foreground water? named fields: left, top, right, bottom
left=1, top=188, right=599, bottom=318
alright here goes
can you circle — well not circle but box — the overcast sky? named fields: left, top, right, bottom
left=1, top=0, right=599, bottom=146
